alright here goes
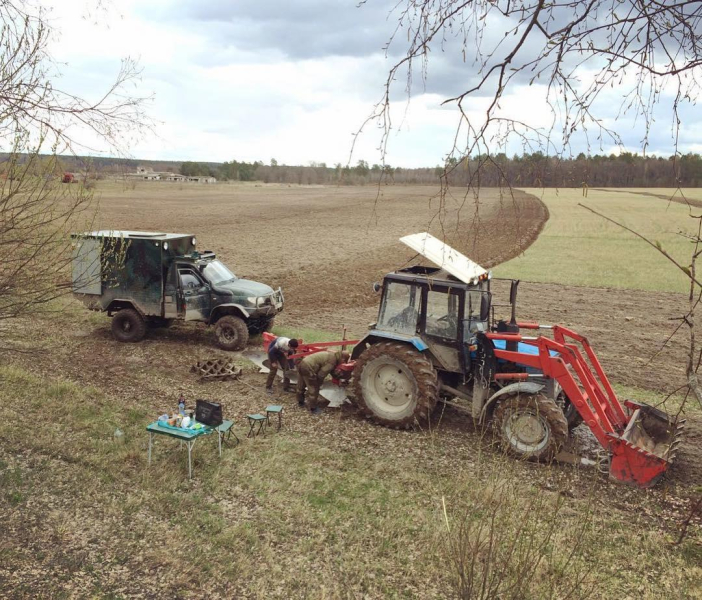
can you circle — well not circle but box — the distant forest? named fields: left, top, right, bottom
left=58, top=152, right=702, bottom=187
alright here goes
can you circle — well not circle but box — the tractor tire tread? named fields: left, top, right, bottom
left=352, top=341, right=438, bottom=429
left=494, top=393, right=568, bottom=462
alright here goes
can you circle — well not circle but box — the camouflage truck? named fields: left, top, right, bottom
left=71, top=231, right=284, bottom=350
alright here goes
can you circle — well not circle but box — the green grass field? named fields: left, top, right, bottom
left=494, top=188, right=702, bottom=293
left=1, top=363, right=699, bottom=599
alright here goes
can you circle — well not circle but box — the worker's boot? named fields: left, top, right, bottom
left=296, top=392, right=305, bottom=407
left=265, top=366, right=277, bottom=392
left=308, top=387, right=319, bottom=412
left=282, top=375, right=291, bottom=392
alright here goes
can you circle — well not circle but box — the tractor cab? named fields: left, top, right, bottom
left=372, top=265, right=492, bottom=377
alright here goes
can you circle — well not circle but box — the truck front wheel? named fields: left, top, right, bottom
left=214, top=315, right=249, bottom=351
left=111, top=309, right=146, bottom=343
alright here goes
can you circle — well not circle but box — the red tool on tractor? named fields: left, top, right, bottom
left=263, top=233, right=684, bottom=488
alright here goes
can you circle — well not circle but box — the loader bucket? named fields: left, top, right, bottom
left=609, top=401, right=685, bottom=488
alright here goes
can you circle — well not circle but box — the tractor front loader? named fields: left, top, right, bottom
left=484, top=324, right=683, bottom=488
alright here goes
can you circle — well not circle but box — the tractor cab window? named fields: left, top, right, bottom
left=378, top=282, right=421, bottom=335
left=425, top=289, right=459, bottom=339
left=465, top=290, right=490, bottom=332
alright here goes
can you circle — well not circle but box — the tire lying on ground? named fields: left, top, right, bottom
left=214, top=315, right=249, bottom=351
left=352, top=341, right=438, bottom=429
left=493, top=393, right=568, bottom=461
left=111, top=308, right=147, bottom=343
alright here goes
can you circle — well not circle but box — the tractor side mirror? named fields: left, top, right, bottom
left=509, top=280, right=519, bottom=324
left=480, top=294, right=491, bottom=321
left=372, top=281, right=382, bottom=293
left=509, top=280, right=520, bottom=304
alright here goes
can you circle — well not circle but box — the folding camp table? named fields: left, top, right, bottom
left=146, top=420, right=236, bottom=479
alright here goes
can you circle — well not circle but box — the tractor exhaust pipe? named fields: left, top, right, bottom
left=506, top=280, right=520, bottom=352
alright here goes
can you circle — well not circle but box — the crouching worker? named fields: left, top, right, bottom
left=265, top=336, right=299, bottom=394
left=297, top=350, right=351, bottom=414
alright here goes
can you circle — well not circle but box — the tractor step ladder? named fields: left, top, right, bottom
left=488, top=325, right=683, bottom=488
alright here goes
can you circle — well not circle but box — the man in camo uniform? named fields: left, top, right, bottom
left=296, top=349, right=350, bottom=413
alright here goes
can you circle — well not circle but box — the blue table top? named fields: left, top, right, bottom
left=146, top=420, right=213, bottom=440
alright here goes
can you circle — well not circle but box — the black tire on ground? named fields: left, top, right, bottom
left=148, top=317, right=174, bottom=329
left=351, top=341, right=439, bottom=429
left=214, top=315, right=249, bottom=351
left=558, top=391, right=584, bottom=430
left=493, top=393, right=568, bottom=462
left=111, top=309, right=147, bottom=343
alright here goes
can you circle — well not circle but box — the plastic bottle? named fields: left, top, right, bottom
left=178, top=397, right=186, bottom=416
left=114, top=428, right=124, bottom=444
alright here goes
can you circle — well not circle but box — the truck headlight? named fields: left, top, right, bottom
left=246, top=297, right=258, bottom=306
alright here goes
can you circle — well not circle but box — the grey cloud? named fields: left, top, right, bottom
left=151, top=0, right=398, bottom=60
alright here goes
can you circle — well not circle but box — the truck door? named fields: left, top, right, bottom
left=164, top=262, right=182, bottom=319
left=177, top=265, right=211, bottom=321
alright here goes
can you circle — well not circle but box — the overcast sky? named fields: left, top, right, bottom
left=46, top=0, right=701, bottom=167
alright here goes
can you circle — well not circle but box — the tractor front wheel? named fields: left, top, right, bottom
left=494, top=394, right=568, bottom=462
left=111, top=309, right=146, bottom=343
left=558, top=392, right=584, bottom=430
left=352, top=342, right=438, bottom=429
left=214, top=315, right=249, bottom=351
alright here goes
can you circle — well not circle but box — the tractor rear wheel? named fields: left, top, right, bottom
left=111, top=309, right=146, bottom=343
left=352, top=342, right=438, bottom=429
left=214, top=315, right=249, bottom=351
left=494, top=393, right=567, bottom=462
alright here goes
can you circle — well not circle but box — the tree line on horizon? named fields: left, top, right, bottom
left=180, top=152, right=702, bottom=187
left=54, top=151, right=702, bottom=188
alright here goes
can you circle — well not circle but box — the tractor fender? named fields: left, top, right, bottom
left=209, top=304, right=250, bottom=324
left=480, top=381, right=545, bottom=421
left=351, top=330, right=429, bottom=360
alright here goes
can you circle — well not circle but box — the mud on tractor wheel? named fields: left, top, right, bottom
left=493, top=393, right=568, bottom=462
left=557, top=391, right=584, bottom=430
left=352, top=342, right=439, bottom=429
left=214, top=315, right=249, bottom=351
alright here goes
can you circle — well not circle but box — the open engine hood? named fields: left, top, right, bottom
left=399, top=232, right=488, bottom=285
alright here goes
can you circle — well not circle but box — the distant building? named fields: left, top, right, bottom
left=127, top=167, right=216, bottom=184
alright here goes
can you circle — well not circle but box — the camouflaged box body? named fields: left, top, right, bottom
left=71, top=231, right=196, bottom=317
left=71, top=230, right=284, bottom=325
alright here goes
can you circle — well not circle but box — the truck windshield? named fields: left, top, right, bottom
left=202, top=260, right=237, bottom=284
